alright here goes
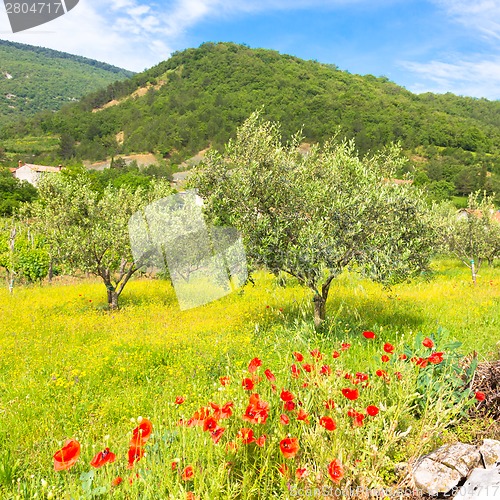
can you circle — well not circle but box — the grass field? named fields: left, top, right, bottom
left=1, top=259, right=499, bottom=498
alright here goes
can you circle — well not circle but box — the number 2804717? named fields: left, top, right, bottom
left=5, top=2, right=63, bottom=14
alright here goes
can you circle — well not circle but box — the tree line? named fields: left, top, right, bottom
left=1, top=42, right=500, bottom=205
left=2, top=114, right=499, bottom=322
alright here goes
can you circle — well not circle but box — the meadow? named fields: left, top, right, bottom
left=0, top=259, right=499, bottom=499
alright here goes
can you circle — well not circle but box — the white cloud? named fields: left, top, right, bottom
left=0, top=0, right=175, bottom=71
left=433, top=0, right=500, bottom=40
left=398, top=1, right=500, bottom=98
left=401, top=57, right=500, bottom=99
left=0, top=0, right=393, bottom=72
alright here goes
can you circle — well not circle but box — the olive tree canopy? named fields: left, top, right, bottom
left=191, top=112, right=435, bottom=325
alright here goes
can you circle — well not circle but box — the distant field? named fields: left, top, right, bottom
left=0, top=260, right=499, bottom=497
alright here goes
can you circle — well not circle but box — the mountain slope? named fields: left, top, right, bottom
left=2, top=42, right=500, bottom=201
left=0, top=40, right=134, bottom=124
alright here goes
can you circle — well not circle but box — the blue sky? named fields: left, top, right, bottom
left=1, top=0, right=500, bottom=99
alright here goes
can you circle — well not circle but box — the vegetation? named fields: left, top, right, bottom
left=0, top=169, right=37, bottom=216
left=0, top=40, right=133, bottom=125
left=1, top=41, right=500, bottom=499
left=2, top=42, right=499, bottom=206
left=0, top=263, right=498, bottom=498
left=192, top=113, right=435, bottom=325
left=438, top=191, right=500, bottom=283
left=23, top=173, right=173, bottom=308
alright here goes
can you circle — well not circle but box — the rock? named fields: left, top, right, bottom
left=455, top=467, right=500, bottom=499
left=428, top=442, right=481, bottom=477
left=412, top=457, right=462, bottom=496
left=412, top=443, right=481, bottom=496
left=480, top=439, right=500, bottom=468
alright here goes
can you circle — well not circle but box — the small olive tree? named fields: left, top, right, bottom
left=25, top=173, right=173, bottom=308
left=0, top=220, right=50, bottom=291
left=191, top=112, right=435, bottom=325
left=439, top=191, right=500, bottom=283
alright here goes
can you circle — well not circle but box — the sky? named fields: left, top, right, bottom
left=1, top=0, right=500, bottom=99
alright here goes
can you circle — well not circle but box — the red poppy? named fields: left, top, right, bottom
left=355, top=372, right=369, bottom=382
left=203, top=416, right=218, bottom=432
left=319, top=416, right=336, bottom=431
left=381, top=355, right=390, bottom=363
left=186, top=407, right=211, bottom=427
left=242, top=393, right=269, bottom=424
left=416, top=357, right=429, bottom=368
left=264, top=369, right=276, bottom=382
left=353, top=413, right=365, bottom=427
left=210, top=426, right=225, bottom=444
left=127, top=446, right=144, bottom=469
left=53, top=439, right=80, bottom=471
left=220, top=376, right=230, bottom=386
left=399, top=354, right=408, bottom=360
left=278, top=463, right=290, bottom=476
left=366, top=405, right=379, bottom=417
left=296, top=467, right=308, bottom=479
left=395, top=371, right=402, bottom=380
left=293, top=352, right=304, bottom=362
left=475, top=391, right=486, bottom=401
left=341, top=388, right=359, bottom=401
left=242, top=378, right=255, bottom=390
left=210, top=401, right=233, bottom=420
left=363, top=331, right=376, bottom=339
left=341, top=343, right=351, bottom=351
left=344, top=372, right=352, bottom=379
left=297, top=408, right=310, bottom=423
left=328, top=459, right=344, bottom=483
left=90, top=447, right=116, bottom=468
left=130, top=418, right=153, bottom=447
left=175, top=396, right=185, bottom=404
left=291, top=364, right=300, bottom=378
left=422, top=337, right=434, bottom=349
left=182, top=465, right=194, bottom=481
left=279, top=437, right=299, bottom=458
left=320, top=365, right=332, bottom=376
left=428, top=352, right=444, bottom=364
left=332, top=351, right=340, bottom=359
left=248, top=357, right=262, bottom=373
left=280, top=389, right=295, bottom=402
left=324, top=399, right=335, bottom=409
left=310, top=349, right=323, bottom=360
left=186, top=492, right=197, bottom=500
left=280, top=414, right=290, bottom=425
left=383, top=343, right=395, bottom=354
left=255, top=435, right=266, bottom=447
left=302, top=363, right=313, bottom=373
left=237, top=428, right=256, bottom=444
left=284, top=401, right=296, bottom=412
left=375, top=369, right=387, bottom=378
left=112, top=477, right=123, bottom=487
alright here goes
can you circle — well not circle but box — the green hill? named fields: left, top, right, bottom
left=2, top=42, right=500, bottom=202
left=0, top=40, right=134, bottom=124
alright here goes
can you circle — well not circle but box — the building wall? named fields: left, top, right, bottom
left=14, top=166, right=39, bottom=186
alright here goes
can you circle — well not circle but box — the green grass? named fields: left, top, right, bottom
left=0, top=260, right=499, bottom=498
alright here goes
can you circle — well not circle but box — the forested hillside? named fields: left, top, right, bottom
left=2, top=42, right=500, bottom=203
left=0, top=40, right=134, bottom=123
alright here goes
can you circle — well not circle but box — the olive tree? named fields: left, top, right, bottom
left=191, top=112, right=435, bottom=325
left=439, top=191, right=500, bottom=283
left=25, top=173, right=173, bottom=308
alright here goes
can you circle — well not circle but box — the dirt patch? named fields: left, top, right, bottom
left=92, top=80, right=167, bottom=113
left=471, top=359, right=500, bottom=420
